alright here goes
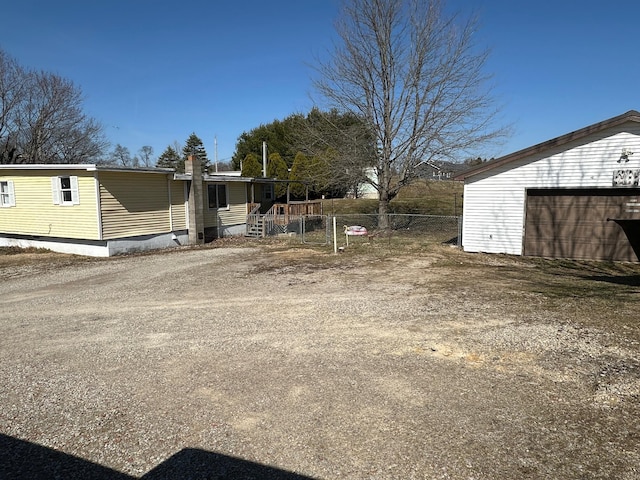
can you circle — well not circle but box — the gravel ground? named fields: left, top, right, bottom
left=0, top=243, right=639, bottom=479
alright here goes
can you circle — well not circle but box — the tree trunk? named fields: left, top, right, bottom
left=378, top=194, right=390, bottom=231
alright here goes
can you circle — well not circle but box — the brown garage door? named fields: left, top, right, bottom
left=524, top=188, right=640, bottom=262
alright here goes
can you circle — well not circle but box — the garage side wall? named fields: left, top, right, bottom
left=462, top=125, right=640, bottom=255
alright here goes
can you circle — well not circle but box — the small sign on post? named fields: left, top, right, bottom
left=344, top=225, right=368, bottom=246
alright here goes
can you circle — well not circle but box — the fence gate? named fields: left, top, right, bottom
left=301, top=215, right=331, bottom=245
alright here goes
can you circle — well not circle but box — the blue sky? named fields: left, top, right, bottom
left=2, top=0, right=639, bottom=165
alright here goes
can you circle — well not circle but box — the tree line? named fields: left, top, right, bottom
left=106, top=133, right=214, bottom=172
left=2, top=0, right=508, bottom=221
left=232, top=108, right=376, bottom=199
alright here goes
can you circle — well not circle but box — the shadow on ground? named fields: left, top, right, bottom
left=0, top=434, right=315, bottom=479
left=588, top=274, right=640, bottom=287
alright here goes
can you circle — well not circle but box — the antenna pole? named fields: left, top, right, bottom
left=214, top=136, right=219, bottom=173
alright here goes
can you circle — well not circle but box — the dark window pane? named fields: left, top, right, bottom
left=217, top=185, right=227, bottom=208
left=207, top=185, right=217, bottom=209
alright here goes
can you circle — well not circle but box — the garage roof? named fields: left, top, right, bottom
left=454, top=110, right=640, bottom=181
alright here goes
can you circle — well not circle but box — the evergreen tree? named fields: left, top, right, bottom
left=241, top=153, right=263, bottom=178
left=267, top=152, right=289, bottom=198
left=230, top=109, right=374, bottom=197
left=231, top=115, right=303, bottom=170
left=289, top=152, right=310, bottom=198
left=182, top=133, right=209, bottom=172
left=156, top=145, right=183, bottom=171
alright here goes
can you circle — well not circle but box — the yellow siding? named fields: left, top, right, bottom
left=99, top=172, right=174, bottom=239
left=0, top=170, right=99, bottom=239
left=170, top=179, right=187, bottom=230
left=204, top=182, right=247, bottom=227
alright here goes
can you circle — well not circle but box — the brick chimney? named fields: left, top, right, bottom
left=185, top=154, right=205, bottom=245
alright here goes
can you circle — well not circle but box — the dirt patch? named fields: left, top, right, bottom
left=1, top=243, right=639, bottom=479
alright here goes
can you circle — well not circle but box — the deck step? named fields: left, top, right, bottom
left=245, top=220, right=264, bottom=238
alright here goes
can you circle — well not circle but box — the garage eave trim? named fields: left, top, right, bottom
left=454, top=110, right=640, bottom=181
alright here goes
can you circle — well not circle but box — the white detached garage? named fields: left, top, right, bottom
left=455, top=110, right=640, bottom=262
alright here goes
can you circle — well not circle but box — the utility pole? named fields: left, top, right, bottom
left=262, top=141, right=267, bottom=177
left=214, top=136, right=218, bottom=173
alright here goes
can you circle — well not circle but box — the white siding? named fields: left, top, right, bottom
left=462, top=124, right=640, bottom=255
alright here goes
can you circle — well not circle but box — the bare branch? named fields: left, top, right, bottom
left=0, top=48, right=106, bottom=164
left=313, top=0, right=508, bottom=226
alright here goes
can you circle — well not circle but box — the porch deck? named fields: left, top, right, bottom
left=246, top=200, right=323, bottom=238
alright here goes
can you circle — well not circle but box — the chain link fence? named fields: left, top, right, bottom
left=299, top=214, right=462, bottom=247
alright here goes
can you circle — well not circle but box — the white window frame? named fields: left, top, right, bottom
left=207, top=183, right=229, bottom=210
left=0, top=180, right=16, bottom=207
left=52, top=176, right=80, bottom=206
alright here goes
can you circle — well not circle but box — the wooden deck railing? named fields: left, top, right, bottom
left=247, top=200, right=323, bottom=237
left=264, top=200, right=323, bottom=225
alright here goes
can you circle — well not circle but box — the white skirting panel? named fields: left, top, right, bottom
left=0, top=230, right=189, bottom=257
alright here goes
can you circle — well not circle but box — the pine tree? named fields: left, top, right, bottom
left=182, top=133, right=209, bottom=173
left=267, top=152, right=289, bottom=198
left=156, top=145, right=183, bottom=171
left=241, top=153, right=263, bottom=178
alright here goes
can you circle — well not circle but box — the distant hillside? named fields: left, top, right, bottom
left=414, top=160, right=470, bottom=180
left=324, top=179, right=463, bottom=216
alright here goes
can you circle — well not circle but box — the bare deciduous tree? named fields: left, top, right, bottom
left=138, top=145, right=154, bottom=167
left=314, top=0, right=507, bottom=227
left=107, top=144, right=138, bottom=167
left=0, top=50, right=26, bottom=163
left=0, top=48, right=107, bottom=164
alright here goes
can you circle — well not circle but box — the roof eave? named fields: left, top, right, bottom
left=0, top=164, right=176, bottom=174
left=454, top=110, right=640, bottom=181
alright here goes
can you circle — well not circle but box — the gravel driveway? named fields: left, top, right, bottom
left=0, top=244, right=639, bottom=479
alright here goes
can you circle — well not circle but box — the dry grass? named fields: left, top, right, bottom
left=251, top=236, right=640, bottom=340
left=0, top=246, right=54, bottom=256
left=323, top=179, right=463, bottom=215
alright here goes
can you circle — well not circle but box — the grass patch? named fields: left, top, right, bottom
left=519, top=257, right=640, bottom=302
left=0, top=246, right=53, bottom=256
left=323, top=179, right=463, bottom=215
